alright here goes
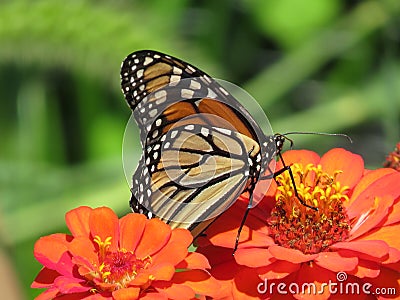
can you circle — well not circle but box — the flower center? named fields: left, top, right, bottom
left=93, top=236, right=151, bottom=290
left=267, top=163, right=351, bottom=254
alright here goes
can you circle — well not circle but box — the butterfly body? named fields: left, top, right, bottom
left=121, top=50, right=279, bottom=237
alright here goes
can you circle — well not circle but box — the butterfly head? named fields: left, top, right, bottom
left=273, top=133, right=293, bottom=156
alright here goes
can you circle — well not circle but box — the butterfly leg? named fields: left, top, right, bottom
left=276, top=152, right=318, bottom=211
left=259, top=154, right=318, bottom=211
left=233, top=154, right=318, bottom=254
left=233, top=192, right=253, bottom=254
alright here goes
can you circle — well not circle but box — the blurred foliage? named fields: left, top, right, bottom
left=0, top=0, right=399, bottom=299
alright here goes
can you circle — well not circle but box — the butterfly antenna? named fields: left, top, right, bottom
left=283, top=131, right=353, bottom=143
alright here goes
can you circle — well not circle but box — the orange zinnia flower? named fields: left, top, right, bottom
left=32, top=206, right=220, bottom=299
left=198, top=148, right=400, bottom=299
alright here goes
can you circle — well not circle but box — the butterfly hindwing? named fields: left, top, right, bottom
left=131, top=122, right=262, bottom=231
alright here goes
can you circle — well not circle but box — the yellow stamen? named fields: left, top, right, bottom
left=268, top=163, right=351, bottom=254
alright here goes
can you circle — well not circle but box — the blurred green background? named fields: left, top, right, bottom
left=1, top=0, right=399, bottom=299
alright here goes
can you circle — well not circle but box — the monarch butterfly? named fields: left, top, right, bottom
left=120, top=50, right=314, bottom=250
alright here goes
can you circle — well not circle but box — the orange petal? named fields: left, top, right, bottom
left=234, top=248, right=275, bottom=268
left=170, top=228, right=193, bottom=248
left=89, top=207, right=120, bottom=251
left=330, top=240, right=389, bottom=259
left=348, top=172, right=400, bottom=222
left=54, top=276, right=88, bottom=294
left=207, top=202, right=272, bottom=249
left=153, top=281, right=195, bottom=300
left=314, top=251, right=358, bottom=272
left=320, top=148, right=364, bottom=190
left=34, top=234, right=70, bottom=267
left=152, top=228, right=192, bottom=266
left=149, top=263, right=175, bottom=281
left=112, top=287, right=140, bottom=300
left=293, top=263, right=335, bottom=300
left=196, top=245, right=235, bottom=268
left=347, top=259, right=380, bottom=278
left=360, top=223, right=400, bottom=250
left=268, top=245, right=317, bottom=263
left=68, top=236, right=97, bottom=263
left=205, top=258, right=241, bottom=298
left=65, top=206, right=92, bottom=238
left=54, top=251, right=79, bottom=277
left=128, top=270, right=153, bottom=286
left=383, top=247, right=400, bottom=265
left=134, top=218, right=172, bottom=258
left=151, top=241, right=188, bottom=267
left=365, top=266, right=400, bottom=294
left=34, top=288, right=59, bottom=300
left=172, top=269, right=221, bottom=298
left=383, top=197, right=400, bottom=226
left=349, top=168, right=396, bottom=206
left=32, top=268, right=60, bottom=288
left=349, top=195, right=394, bottom=240
left=175, top=252, right=210, bottom=270
left=140, top=293, right=168, bottom=300
left=278, top=150, right=321, bottom=169
left=257, top=260, right=300, bottom=280
left=72, top=255, right=96, bottom=279
left=119, top=213, right=147, bottom=252
left=233, top=267, right=265, bottom=299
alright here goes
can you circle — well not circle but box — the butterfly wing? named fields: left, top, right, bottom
left=121, top=50, right=277, bottom=237
left=120, top=50, right=267, bottom=145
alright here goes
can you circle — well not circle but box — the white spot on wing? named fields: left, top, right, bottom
left=186, top=65, right=196, bottom=73
left=181, top=89, right=194, bottom=99
left=170, top=131, right=178, bottom=138
left=155, top=90, right=167, bottom=104
left=201, top=127, right=209, bottom=136
left=144, top=57, right=153, bottom=66
left=190, top=80, right=201, bottom=90
left=173, top=66, right=183, bottom=74
left=214, top=127, right=231, bottom=135
left=219, top=87, right=229, bottom=96
left=207, top=88, right=217, bottom=99
left=137, top=69, right=144, bottom=78
left=149, top=109, right=157, bottom=118
left=170, top=75, right=181, bottom=84
left=203, top=75, right=212, bottom=83
left=184, top=124, right=194, bottom=131
left=152, top=130, right=159, bottom=138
